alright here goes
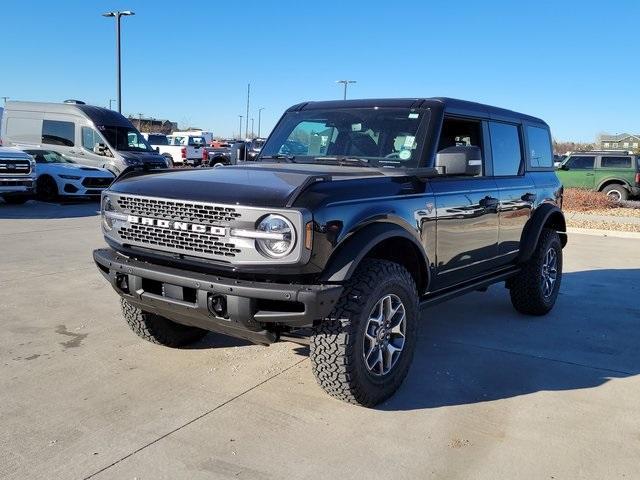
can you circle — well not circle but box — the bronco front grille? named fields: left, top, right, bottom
left=116, top=195, right=242, bottom=224
left=118, top=224, right=241, bottom=257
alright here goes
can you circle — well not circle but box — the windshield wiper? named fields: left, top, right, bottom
left=313, top=156, right=373, bottom=167
left=259, top=154, right=297, bottom=163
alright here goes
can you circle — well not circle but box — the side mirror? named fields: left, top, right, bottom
left=435, top=146, right=482, bottom=176
left=93, top=143, right=107, bottom=156
left=155, top=147, right=160, bottom=153
left=560, top=164, right=569, bottom=170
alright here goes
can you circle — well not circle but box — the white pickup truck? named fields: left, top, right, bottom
left=142, top=133, right=205, bottom=166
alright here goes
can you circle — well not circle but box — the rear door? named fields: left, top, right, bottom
left=596, top=155, right=635, bottom=189
left=557, top=155, right=596, bottom=189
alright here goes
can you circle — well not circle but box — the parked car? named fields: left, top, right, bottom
left=1, top=100, right=168, bottom=175
left=164, top=134, right=206, bottom=166
left=556, top=151, right=640, bottom=200
left=172, top=130, right=214, bottom=145
left=141, top=133, right=174, bottom=167
left=202, top=145, right=232, bottom=167
left=230, top=138, right=266, bottom=162
left=21, top=148, right=114, bottom=201
left=0, top=146, right=35, bottom=204
left=94, top=97, right=566, bottom=407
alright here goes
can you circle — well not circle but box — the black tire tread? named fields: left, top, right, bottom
left=121, top=298, right=207, bottom=347
left=310, top=259, right=417, bottom=406
left=510, top=228, right=562, bottom=315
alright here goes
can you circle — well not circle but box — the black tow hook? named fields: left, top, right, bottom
left=207, top=294, right=229, bottom=319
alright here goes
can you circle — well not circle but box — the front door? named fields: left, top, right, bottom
left=431, top=177, right=500, bottom=288
left=556, top=155, right=596, bottom=189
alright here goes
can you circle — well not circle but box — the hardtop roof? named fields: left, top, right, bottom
left=286, top=97, right=547, bottom=125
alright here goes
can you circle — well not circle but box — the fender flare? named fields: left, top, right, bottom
left=596, top=177, right=631, bottom=192
left=320, top=222, right=431, bottom=288
left=518, top=203, right=567, bottom=263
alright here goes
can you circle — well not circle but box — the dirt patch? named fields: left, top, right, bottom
left=55, top=325, right=88, bottom=349
left=448, top=438, right=472, bottom=449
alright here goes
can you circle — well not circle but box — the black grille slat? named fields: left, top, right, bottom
left=118, top=224, right=241, bottom=258
left=116, top=195, right=242, bottom=224
left=82, top=177, right=113, bottom=187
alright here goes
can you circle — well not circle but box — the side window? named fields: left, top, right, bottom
left=600, top=156, right=632, bottom=168
left=526, top=125, right=553, bottom=167
left=566, top=156, right=594, bottom=169
left=436, top=117, right=484, bottom=176
left=42, top=120, right=75, bottom=147
left=81, top=127, right=101, bottom=151
left=489, top=122, right=522, bottom=176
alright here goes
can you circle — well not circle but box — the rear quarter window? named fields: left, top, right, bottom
left=600, top=156, right=632, bottom=168
left=526, top=125, right=553, bottom=168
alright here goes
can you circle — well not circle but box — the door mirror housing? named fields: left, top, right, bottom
left=435, top=146, right=482, bottom=176
left=559, top=164, right=569, bottom=170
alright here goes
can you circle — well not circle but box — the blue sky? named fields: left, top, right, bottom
left=1, top=0, right=638, bottom=141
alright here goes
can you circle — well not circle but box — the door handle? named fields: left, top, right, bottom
left=585, top=173, right=595, bottom=176
left=479, top=196, right=499, bottom=209
left=521, top=192, right=537, bottom=202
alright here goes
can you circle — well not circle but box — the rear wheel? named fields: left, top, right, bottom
left=121, top=299, right=208, bottom=347
left=510, top=228, right=562, bottom=315
left=310, top=259, right=418, bottom=407
left=36, top=176, right=59, bottom=202
left=602, top=184, right=628, bottom=202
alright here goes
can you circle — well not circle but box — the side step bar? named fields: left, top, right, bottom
left=420, top=267, right=520, bottom=309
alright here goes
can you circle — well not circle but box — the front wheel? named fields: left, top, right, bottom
left=121, top=299, right=208, bottom=347
left=310, top=259, right=418, bottom=407
left=36, top=176, right=59, bottom=202
left=509, top=228, right=563, bottom=315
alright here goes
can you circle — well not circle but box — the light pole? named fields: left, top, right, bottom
left=102, top=10, right=135, bottom=113
left=108, top=99, right=115, bottom=110
left=1, top=96, right=9, bottom=104
left=245, top=83, right=250, bottom=139
left=336, top=80, right=356, bottom=100
left=257, top=107, right=265, bottom=138
left=250, top=118, right=254, bottom=138
left=238, top=115, right=243, bottom=139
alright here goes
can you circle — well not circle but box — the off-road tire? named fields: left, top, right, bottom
left=510, top=228, right=562, bottom=315
left=310, top=259, right=418, bottom=407
left=121, top=298, right=208, bottom=347
left=602, top=184, right=628, bottom=202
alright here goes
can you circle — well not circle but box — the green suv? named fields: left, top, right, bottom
left=557, top=151, right=640, bottom=201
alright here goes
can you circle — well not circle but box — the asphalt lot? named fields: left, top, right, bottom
left=1, top=200, right=639, bottom=480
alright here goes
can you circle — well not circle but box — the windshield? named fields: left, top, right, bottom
left=26, top=150, right=75, bottom=164
left=260, top=108, right=428, bottom=168
left=98, top=126, right=152, bottom=152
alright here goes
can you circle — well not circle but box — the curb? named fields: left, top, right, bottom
left=567, top=227, right=640, bottom=239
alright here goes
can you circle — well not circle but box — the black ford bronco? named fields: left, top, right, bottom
left=94, top=98, right=567, bottom=407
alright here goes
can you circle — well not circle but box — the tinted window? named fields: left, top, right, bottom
left=566, top=156, right=594, bottom=169
left=489, top=122, right=521, bottom=176
left=81, top=127, right=103, bottom=151
left=527, top=126, right=553, bottom=167
left=600, top=156, right=632, bottom=168
left=147, top=134, right=168, bottom=145
left=42, top=120, right=75, bottom=147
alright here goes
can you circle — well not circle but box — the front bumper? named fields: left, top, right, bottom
left=93, top=248, right=343, bottom=344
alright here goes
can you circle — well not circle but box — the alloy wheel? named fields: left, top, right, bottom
left=362, top=294, right=406, bottom=376
left=541, top=247, right=558, bottom=298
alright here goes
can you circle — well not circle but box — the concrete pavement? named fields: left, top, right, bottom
left=1, top=200, right=639, bottom=479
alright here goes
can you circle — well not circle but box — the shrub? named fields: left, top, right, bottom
left=563, top=188, right=617, bottom=211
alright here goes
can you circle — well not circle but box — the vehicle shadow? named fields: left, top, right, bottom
left=0, top=199, right=100, bottom=219
left=379, top=268, right=640, bottom=411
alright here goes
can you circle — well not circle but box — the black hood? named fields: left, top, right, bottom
left=109, top=163, right=386, bottom=208
left=119, top=151, right=167, bottom=164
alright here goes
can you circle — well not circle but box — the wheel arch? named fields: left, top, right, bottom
left=518, top=203, right=567, bottom=263
left=597, top=177, right=630, bottom=192
left=320, top=222, right=430, bottom=293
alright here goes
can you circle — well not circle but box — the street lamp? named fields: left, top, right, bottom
left=238, top=115, right=243, bottom=139
left=336, top=80, right=356, bottom=100
left=257, top=107, right=265, bottom=138
left=250, top=118, right=254, bottom=138
left=102, top=10, right=135, bottom=113
left=108, top=99, right=115, bottom=110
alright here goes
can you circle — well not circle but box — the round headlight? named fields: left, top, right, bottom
left=102, top=195, right=114, bottom=231
left=256, top=214, right=296, bottom=258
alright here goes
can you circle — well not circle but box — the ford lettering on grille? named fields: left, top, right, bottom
left=127, top=215, right=228, bottom=236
